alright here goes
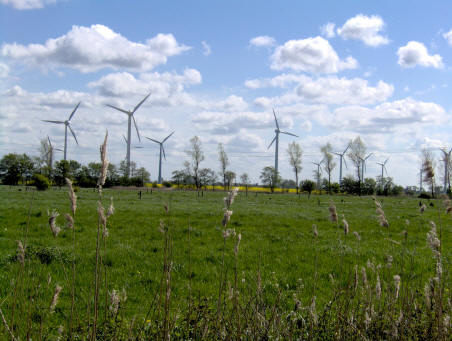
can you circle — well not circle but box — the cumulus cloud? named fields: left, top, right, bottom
left=249, top=35, right=276, bottom=48
left=1, top=24, right=190, bottom=72
left=0, top=63, right=9, bottom=78
left=245, top=74, right=310, bottom=89
left=270, top=36, right=357, bottom=73
left=337, top=14, right=389, bottom=47
left=320, top=23, right=336, bottom=38
left=397, top=41, right=443, bottom=68
left=443, top=29, right=452, bottom=46
left=201, top=41, right=211, bottom=56
left=0, top=0, right=58, bottom=10
left=326, top=98, right=446, bottom=133
left=88, top=69, right=201, bottom=107
left=296, top=77, right=393, bottom=105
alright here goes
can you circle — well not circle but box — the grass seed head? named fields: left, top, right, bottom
left=97, top=130, right=109, bottom=190
left=393, top=275, right=401, bottom=299
left=342, top=217, right=349, bottom=235
left=50, top=284, right=62, bottom=313
left=107, top=197, right=115, bottom=217
left=64, top=213, right=74, bottom=230
left=65, top=178, right=77, bottom=215
left=328, top=204, right=338, bottom=223
left=222, top=209, right=233, bottom=228
left=312, top=224, right=318, bottom=237
left=420, top=203, right=427, bottom=214
left=375, top=274, right=381, bottom=299
left=48, top=209, right=61, bottom=237
left=17, top=240, right=25, bottom=266
left=353, top=231, right=361, bottom=241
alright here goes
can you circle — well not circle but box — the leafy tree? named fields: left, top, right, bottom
left=33, top=174, right=50, bottom=191
left=135, top=167, right=150, bottom=186
left=186, top=136, right=205, bottom=191
left=421, top=149, right=436, bottom=198
left=347, top=137, right=366, bottom=195
left=224, top=170, right=236, bottom=190
left=301, top=179, right=315, bottom=198
left=240, top=173, right=250, bottom=196
left=199, top=168, right=217, bottom=190
left=0, top=153, right=36, bottom=185
left=287, top=142, right=302, bottom=194
left=218, top=143, right=229, bottom=190
left=54, top=160, right=80, bottom=186
left=340, top=176, right=359, bottom=194
left=260, top=166, right=280, bottom=193
left=362, top=178, right=376, bottom=195
left=119, top=160, right=137, bottom=178
left=172, top=170, right=187, bottom=188
left=321, top=142, right=336, bottom=194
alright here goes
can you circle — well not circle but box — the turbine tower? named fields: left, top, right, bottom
left=376, top=158, right=389, bottom=191
left=267, top=109, right=298, bottom=176
left=45, top=136, right=63, bottom=167
left=333, top=143, right=350, bottom=187
left=440, top=147, right=452, bottom=192
left=42, top=102, right=81, bottom=161
left=359, top=153, right=373, bottom=181
left=145, top=131, right=175, bottom=184
left=106, top=93, right=150, bottom=177
left=312, top=160, right=323, bottom=190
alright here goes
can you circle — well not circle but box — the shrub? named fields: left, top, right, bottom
left=163, top=181, right=172, bottom=188
left=418, top=192, right=431, bottom=199
left=32, top=174, right=50, bottom=191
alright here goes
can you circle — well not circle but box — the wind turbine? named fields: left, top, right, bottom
left=42, top=102, right=80, bottom=161
left=106, top=93, right=151, bottom=177
left=359, top=153, right=373, bottom=181
left=267, top=109, right=298, bottom=176
left=333, top=143, right=350, bottom=187
left=45, top=136, right=62, bottom=170
left=376, top=158, right=389, bottom=191
left=123, top=135, right=144, bottom=149
left=312, top=160, right=323, bottom=190
left=440, top=148, right=452, bottom=192
left=145, top=131, right=175, bottom=184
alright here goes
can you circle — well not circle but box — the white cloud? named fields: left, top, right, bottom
left=88, top=69, right=201, bottom=107
left=320, top=22, right=336, bottom=38
left=1, top=24, right=190, bottom=72
left=337, top=14, right=389, bottom=47
left=300, top=120, right=312, bottom=132
left=325, top=98, right=446, bottom=133
left=443, top=29, right=452, bottom=46
left=201, top=41, right=211, bottom=56
left=296, top=77, right=393, bottom=105
left=0, top=62, right=9, bottom=78
left=397, top=41, right=443, bottom=68
left=245, top=74, right=310, bottom=89
left=249, top=35, right=276, bottom=48
left=270, top=36, right=357, bottom=73
left=0, top=0, right=58, bottom=10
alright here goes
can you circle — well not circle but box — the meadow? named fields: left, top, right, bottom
left=0, top=185, right=450, bottom=339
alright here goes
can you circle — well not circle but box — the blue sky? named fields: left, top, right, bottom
left=1, top=0, right=452, bottom=186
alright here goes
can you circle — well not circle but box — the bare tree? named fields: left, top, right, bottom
left=218, top=143, right=229, bottom=190
left=240, top=173, right=250, bottom=196
left=287, top=142, right=302, bottom=194
left=38, top=138, right=53, bottom=176
left=421, top=149, right=436, bottom=198
left=321, top=143, right=336, bottom=194
left=186, top=136, right=205, bottom=192
left=440, top=147, right=452, bottom=193
left=347, top=137, right=366, bottom=195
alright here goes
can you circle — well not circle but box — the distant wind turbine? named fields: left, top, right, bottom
left=45, top=136, right=63, bottom=169
left=359, top=153, right=373, bottom=181
left=145, top=131, right=175, bottom=184
left=376, top=158, right=389, bottom=191
left=123, top=135, right=144, bottom=149
left=106, top=93, right=151, bottom=177
left=312, top=160, right=323, bottom=190
left=333, top=143, right=350, bottom=187
left=42, top=102, right=81, bottom=161
left=440, top=148, right=452, bottom=192
left=267, top=109, right=298, bottom=176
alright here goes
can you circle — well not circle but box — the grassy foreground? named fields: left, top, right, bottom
left=0, top=185, right=450, bottom=339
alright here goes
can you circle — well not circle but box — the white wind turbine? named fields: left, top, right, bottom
left=145, top=131, right=175, bottom=184
left=359, top=153, right=373, bottom=181
left=42, top=102, right=81, bottom=161
left=312, top=160, right=323, bottom=190
left=45, top=136, right=63, bottom=169
left=333, top=143, right=350, bottom=187
left=376, top=158, right=389, bottom=191
left=106, top=93, right=151, bottom=177
left=267, top=109, right=298, bottom=176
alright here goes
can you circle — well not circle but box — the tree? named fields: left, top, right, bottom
left=224, top=170, right=236, bottom=190
left=260, top=166, right=280, bottom=193
left=218, top=143, right=229, bottom=190
left=421, top=149, right=436, bottom=198
left=37, top=137, right=54, bottom=178
left=135, top=167, right=150, bottom=186
left=347, top=137, right=366, bottom=195
left=199, top=168, right=217, bottom=190
left=186, top=136, right=205, bottom=192
left=0, top=153, right=35, bottom=185
left=340, top=176, right=359, bottom=194
left=172, top=170, right=187, bottom=188
left=321, top=143, right=336, bottom=194
left=287, top=142, right=302, bottom=194
left=54, top=160, right=80, bottom=186
left=240, top=173, right=250, bottom=196
left=119, top=160, right=137, bottom=178
left=301, top=179, right=315, bottom=199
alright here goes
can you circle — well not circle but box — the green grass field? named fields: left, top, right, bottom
left=0, top=185, right=450, bottom=339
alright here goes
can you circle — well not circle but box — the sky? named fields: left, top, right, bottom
left=1, top=0, right=452, bottom=187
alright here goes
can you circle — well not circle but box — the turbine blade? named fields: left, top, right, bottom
left=55, top=148, right=63, bottom=152
left=162, top=131, right=175, bottom=143
left=365, top=152, right=373, bottom=160
left=162, top=145, right=166, bottom=161
left=343, top=143, right=350, bottom=154
left=47, top=136, right=52, bottom=146
left=68, top=102, right=81, bottom=121
left=123, top=134, right=128, bottom=144
left=132, top=114, right=141, bottom=142
left=145, top=136, right=160, bottom=144
left=106, top=104, right=130, bottom=115
left=68, top=125, right=79, bottom=145
left=42, top=120, right=64, bottom=124
left=343, top=157, right=348, bottom=169
left=267, top=135, right=277, bottom=149
left=280, top=130, right=298, bottom=137
left=384, top=158, right=389, bottom=165
left=272, top=108, right=279, bottom=130
left=133, top=92, right=151, bottom=113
